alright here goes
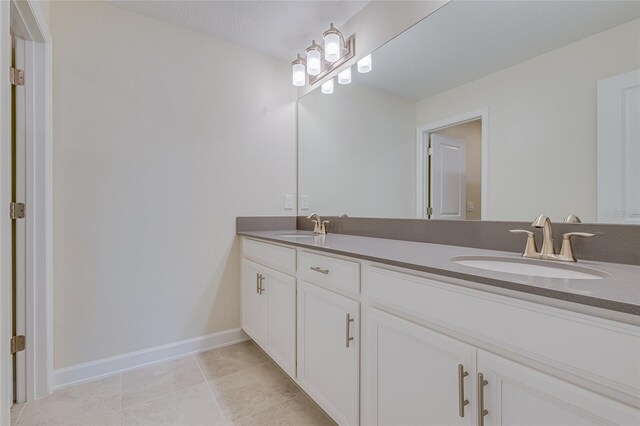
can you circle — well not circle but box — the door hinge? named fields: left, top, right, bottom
left=10, top=202, right=25, bottom=219
left=426, top=206, right=433, bottom=216
left=11, top=335, right=25, bottom=354
left=9, top=67, right=24, bottom=86
left=427, top=147, right=433, bottom=156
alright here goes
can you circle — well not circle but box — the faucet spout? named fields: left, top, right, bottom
left=307, top=213, right=322, bottom=234
left=531, top=214, right=555, bottom=257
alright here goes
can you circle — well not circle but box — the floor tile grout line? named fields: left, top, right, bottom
left=120, top=374, right=123, bottom=413
left=194, top=353, right=230, bottom=425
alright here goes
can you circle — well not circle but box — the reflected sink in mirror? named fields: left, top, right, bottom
left=452, top=256, right=608, bottom=280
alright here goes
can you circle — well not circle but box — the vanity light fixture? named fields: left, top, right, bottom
left=292, top=54, right=306, bottom=87
left=323, top=23, right=342, bottom=62
left=291, top=23, right=356, bottom=86
left=338, top=67, right=352, bottom=85
left=321, top=78, right=334, bottom=94
left=357, top=54, right=372, bottom=73
left=305, top=41, right=323, bottom=76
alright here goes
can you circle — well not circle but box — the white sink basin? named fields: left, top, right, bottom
left=276, top=233, right=317, bottom=238
left=452, top=256, right=607, bottom=280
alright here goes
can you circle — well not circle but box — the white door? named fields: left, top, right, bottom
left=477, top=350, right=640, bottom=426
left=597, top=69, right=640, bottom=224
left=297, top=281, right=359, bottom=425
left=361, top=307, right=477, bottom=426
left=241, top=260, right=267, bottom=345
left=430, top=134, right=467, bottom=220
left=261, top=267, right=296, bottom=378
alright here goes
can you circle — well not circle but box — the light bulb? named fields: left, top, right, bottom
left=324, top=32, right=340, bottom=62
left=306, top=41, right=322, bottom=76
left=292, top=62, right=305, bottom=87
left=321, top=78, right=334, bottom=94
left=357, top=54, right=372, bottom=73
left=338, top=67, right=351, bottom=85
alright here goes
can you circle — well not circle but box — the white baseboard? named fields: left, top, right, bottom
left=53, top=328, right=249, bottom=391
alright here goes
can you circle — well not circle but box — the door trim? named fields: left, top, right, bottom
left=1, top=1, right=52, bottom=421
left=416, top=108, right=489, bottom=220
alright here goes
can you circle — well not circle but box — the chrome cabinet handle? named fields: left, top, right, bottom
left=345, top=313, right=354, bottom=348
left=310, top=266, right=329, bottom=274
left=256, top=273, right=260, bottom=294
left=258, top=274, right=265, bottom=295
left=458, top=364, right=469, bottom=417
left=477, top=373, right=489, bottom=426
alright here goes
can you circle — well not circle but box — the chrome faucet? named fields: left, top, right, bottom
left=306, top=213, right=330, bottom=235
left=511, top=214, right=595, bottom=262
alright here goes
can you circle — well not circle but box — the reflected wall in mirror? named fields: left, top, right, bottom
left=298, top=1, right=640, bottom=223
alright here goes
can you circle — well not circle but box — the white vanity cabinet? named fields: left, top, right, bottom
left=240, top=237, right=640, bottom=426
left=297, top=280, right=360, bottom=426
left=477, top=350, right=640, bottom=425
left=361, top=306, right=477, bottom=426
left=241, top=239, right=296, bottom=378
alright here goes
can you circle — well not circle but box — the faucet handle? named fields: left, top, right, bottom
left=563, top=232, right=595, bottom=239
left=558, top=232, right=595, bottom=262
left=510, top=229, right=539, bottom=258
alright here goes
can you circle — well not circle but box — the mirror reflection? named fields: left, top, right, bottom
left=298, top=1, right=640, bottom=223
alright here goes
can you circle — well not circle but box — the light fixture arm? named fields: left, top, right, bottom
left=308, top=34, right=355, bottom=85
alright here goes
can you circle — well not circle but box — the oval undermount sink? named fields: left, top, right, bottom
left=276, top=233, right=316, bottom=238
left=452, top=256, right=607, bottom=280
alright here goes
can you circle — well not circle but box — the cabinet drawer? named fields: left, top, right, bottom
left=365, top=266, right=640, bottom=400
left=242, top=238, right=296, bottom=274
left=298, top=251, right=360, bottom=295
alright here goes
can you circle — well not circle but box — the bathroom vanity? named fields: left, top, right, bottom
left=238, top=230, right=640, bottom=426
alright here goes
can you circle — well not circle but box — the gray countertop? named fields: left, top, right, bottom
left=238, top=230, right=640, bottom=316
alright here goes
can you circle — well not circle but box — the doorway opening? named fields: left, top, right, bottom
left=1, top=1, right=53, bottom=421
left=416, top=108, right=489, bottom=220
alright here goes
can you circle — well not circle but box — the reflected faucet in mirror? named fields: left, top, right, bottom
left=307, top=213, right=330, bottom=235
left=510, top=215, right=595, bottom=262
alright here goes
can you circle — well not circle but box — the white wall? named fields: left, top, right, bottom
left=299, top=83, right=415, bottom=217
left=50, top=2, right=296, bottom=369
left=416, top=19, right=640, bottom=222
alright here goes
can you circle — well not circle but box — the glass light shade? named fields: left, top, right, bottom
left=338, top=67, right=352, bottom=85
left=321, top=78, right=334, bottom=94
left=357, top=54, right=372, bottom=73
left=292, top=62, right=306, bottom=87
left=306, top=48, right=322, bottom=76
left=324, top=32, right=341, bottom=62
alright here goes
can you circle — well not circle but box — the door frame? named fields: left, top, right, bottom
left=416, top=108, right=489, bottom=220
left=1, top=0, right=52, bottom=420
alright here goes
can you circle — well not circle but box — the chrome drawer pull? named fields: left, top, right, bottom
left=256, top=273, right=260, bottom=294
left=345, top=313, right=354, bottom=348
left=458, top=364, right=469, bottom=417
left=310, top=266, right=329, bottom=274
left=258, top=274, right=265, bottom=295
left=477, top=373, right=489, bottom=426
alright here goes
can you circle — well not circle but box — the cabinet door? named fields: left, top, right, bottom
left=261, top=267, right=296, bottom=378
left=361, top=306, right=477, bottom=426
left=241, top=260, right=266, bottom=345
left=297, top=280, right=359, bottom=425
left=477, top=350, right=640, bottom=426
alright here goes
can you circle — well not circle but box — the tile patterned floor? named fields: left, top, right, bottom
left=11, top=341, right=335, bottom=426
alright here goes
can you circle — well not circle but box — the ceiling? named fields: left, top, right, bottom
left=110, top=0, right=369, bottom=60
left=353, top=1, right=640, bottom=101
